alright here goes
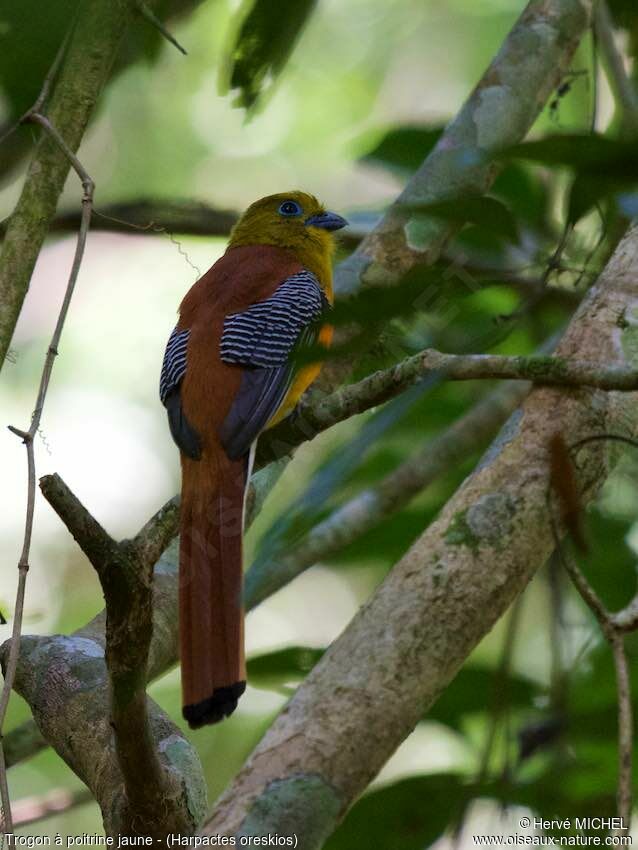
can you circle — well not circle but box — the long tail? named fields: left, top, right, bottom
left=179, top=450, right=247, bottom=728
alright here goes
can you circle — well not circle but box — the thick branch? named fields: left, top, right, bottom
left=334, top=0, right=592, bottom=298
left=3, top=479, right=206, bottom=838
left=0, top=620, right=206, bottom=837
left=0, top=0, right=142, bottom=371
left=101, top=539, right=187, bottom=838
left=39, top=474, right=117, bottom=570
left=201, top=224, right=638, bottom=844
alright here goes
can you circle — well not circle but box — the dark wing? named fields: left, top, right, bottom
left=160, top=326, right=202, bottom=460
left=219, top=270, right=326, bottom=461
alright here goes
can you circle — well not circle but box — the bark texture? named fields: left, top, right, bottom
left=335, top=0, right=592, bottom=297
left=0, top=545, right=207, bottom=836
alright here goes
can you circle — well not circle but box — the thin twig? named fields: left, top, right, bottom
left=259, top=349, right=638, bottom=467
left=135, top=1, right=187, bottom=55
left=553, top=536, right=611, bottom=631
left=0, top=102, right=93, bottom=839
left=0, top=746, right=11, bottom=845
left=549, top=456, right=637, bottom=832
left=417, top=350, right=638, bottom=390
left=594, top=0, right=638, bottom=136
left=610, top=633, right=632, bottom=834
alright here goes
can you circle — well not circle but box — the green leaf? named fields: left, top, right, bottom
left=403, top=196, right=519, bottom=244
left=607, top=0, right=638, bottom=33
left=221, top=0, right=318, bottom=110
left=491, top=163, right=549, bottom=227
left=0, top=1, right=76, bottom=119
left=568, top=172, right=638, bottom=223
left=503, top=134, right=638, bottom=223
left=327, top=507, right=440, bottom=567
left=362, top=125, right=445, bottom=174
left=324, top=774, right=463, bottom=850
left=428, top=665, right=541, bottom=730
left=502, top=133, right=637, bottom=171
left=248, top=379, right=436, bottom=593
left=576, top=511, right=638, bottom=612
left=247, top=646, right=324, bottom=692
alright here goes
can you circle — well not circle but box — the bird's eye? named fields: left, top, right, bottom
left=278, top=200, right=302, bottom=217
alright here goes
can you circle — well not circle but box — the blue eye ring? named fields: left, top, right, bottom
left=278, top=200, right=302, bottom=217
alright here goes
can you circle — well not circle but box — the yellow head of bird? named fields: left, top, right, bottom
left=228, top=191, right=348, bottom=264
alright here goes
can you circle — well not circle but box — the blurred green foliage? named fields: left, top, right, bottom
left=221, top=0, right=318, bottom=110
left=503, top=133, right=638, bottom=222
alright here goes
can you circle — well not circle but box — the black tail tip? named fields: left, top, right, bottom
left=183, top=681, right=246, bottom=729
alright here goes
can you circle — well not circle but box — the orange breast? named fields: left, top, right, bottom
left=267, top=323, right=333, bottom=427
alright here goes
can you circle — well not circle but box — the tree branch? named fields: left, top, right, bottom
left=54, top=200, right=240, bottom=239
left=0, top=0, right=147, bottom=372
left=417, top=350, right=638, bottom=390
left=35, top=343, right=631, bottom=624
left=611, top=634, right=633, bottom=833
left=594, top=0, right=638, bottom=137
left=134, top=1, right=187, bottom=55
left=36, top=477, right=205, bottom=839
left=39, top=199, right=366, bottom=250
left=200, top=222, right=638, bottom=845
left=0, top=85, right=94, bottom=837
left=333, top=0, right=592, bottom=300
left=12, top=788, right=93, bottom=830
left=246, top=379, right=531, bottom=608
left=552, top=525, right=638, bottom=833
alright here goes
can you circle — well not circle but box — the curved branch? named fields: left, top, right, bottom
left=33, top=475, right=206, bottom=838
